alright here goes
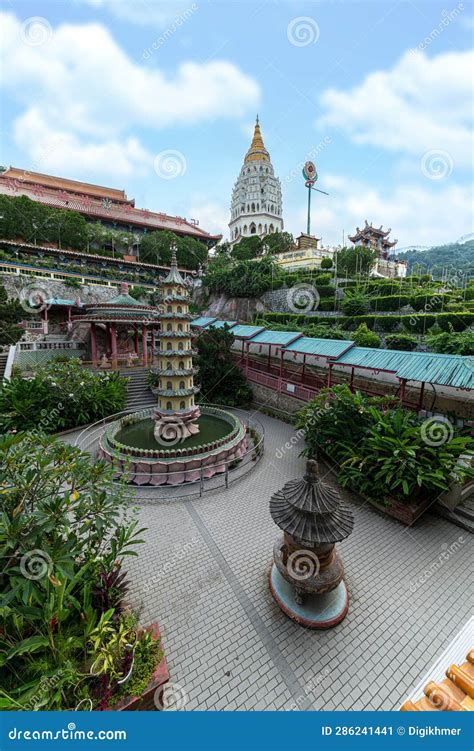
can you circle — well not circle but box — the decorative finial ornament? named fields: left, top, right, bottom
left=269, top=459, right=354, bottom=628
left=170, top=243, right=178, bottom=267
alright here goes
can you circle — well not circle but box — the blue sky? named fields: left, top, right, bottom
left=1, top=0, right=473, bottom=247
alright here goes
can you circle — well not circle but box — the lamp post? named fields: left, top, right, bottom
left=302, top=161, right=329, bottom=237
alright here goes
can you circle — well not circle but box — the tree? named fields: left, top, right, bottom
left=195, top=326, right=253, bottom=406
left=231, top=235, right=263, bottom=260
left=0, top=283, right=23, bottom=346
left=139, top=230, right=208, bottom=270
left=341, top=291, right=370, bottom=316
left=262, top=231, right=294, bottom=255
left=320, top=257, right=333, bottom=269
left=352, top=323, right=381, bottom=348
left=334, top=246, right=377, bottom=276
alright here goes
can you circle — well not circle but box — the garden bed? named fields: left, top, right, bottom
left=104, top=624, right=169, bottom=711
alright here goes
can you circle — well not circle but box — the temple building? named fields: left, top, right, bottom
left=229, top=116, right=283, bottom=246
left=349, top=220, right=407, bottom=278
left=349, top=220, right=398, bottom=259
left=0, top=166, right=221, bottom=252
left=153, top=245, right=200, bottom=441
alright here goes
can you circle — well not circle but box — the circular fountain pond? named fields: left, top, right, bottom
left=98, top=405, right=248, bottom=486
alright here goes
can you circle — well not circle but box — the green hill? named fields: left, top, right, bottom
left=397, top=241, right=474, bottom=278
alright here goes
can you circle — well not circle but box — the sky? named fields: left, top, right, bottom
left=0, top=0, right=473, bottom=248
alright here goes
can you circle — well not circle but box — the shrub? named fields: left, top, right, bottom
left=427, top=326, right=474, bottom=355
left=338, top=409, right=472, bottom=503
left=296, top=386, right=473, bottom=505
left=369, top=294, right=411, bottom=311
left=341, top=293, right=370, bottom=316
left=0, top=359, right=127, bottom=433
left=195, top=326, right=253, bottom=406
left=352, top=323, right=381, bottom=348
left=385, top=334, right=418, bottom=351
left=320, top=257, right=333, bottom=269
left=0, top=432, right=148, bottom=710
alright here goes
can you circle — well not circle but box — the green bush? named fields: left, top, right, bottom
left=352, top=323, right=381, bottom=348
left=427, top=326, right=474, bottom=355
left=296, top=386, right=473, bottom=505
left=385, top=334, right=418, bottom=351
left=320, top=257, right=333, bottom=269
left=369, top=295, right=411, bottom=311
left=0, top=359, right=127, bottom=433
left=0, top=432, right=148, bottom=710
left=195, top=326, right=253, bottom=406
left=341, top=292, right=370, bottom=316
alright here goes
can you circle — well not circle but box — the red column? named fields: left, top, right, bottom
left=90, top=322, right=98, bottom=365
left=110, top=323, right=118, bottom=369
left=134, top=327, right=139, bottom=355
left=267, top=345, right=271, bottom=372
left=142, top=325, right=148, bottom=367
left=279, top=349, right=283, bottom=392
left=399, top=378, right=406, bottom=405
left=301, top=353, right=306, bottom=384
left=327, top=363, right=333, bottom=388
left=151, top=329, right=156, bottom=358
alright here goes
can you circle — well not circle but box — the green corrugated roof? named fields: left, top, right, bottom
left=46, top=297, right=83, bottom=307
left=334, top=347, right=415, bottom=372
left=334, top=347, right=474, bottom=389
left=208, top=320, right=238, bottom=330
left=249, top=330, right=303, bottom=346
left=283, top=337, right=354, bottom=359
left=230, top=325, right=266, bottom=339
left=395, top=352, right=474, bottom=389
left=191, top=316, right=217, bottom=328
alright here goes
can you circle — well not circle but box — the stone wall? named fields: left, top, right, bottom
left=1, top=273, right=121, bottom=307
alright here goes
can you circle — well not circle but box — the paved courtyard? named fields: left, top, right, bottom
left=71, top=413, right=472, bottom=711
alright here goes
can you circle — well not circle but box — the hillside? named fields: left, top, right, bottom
left=397, top=241, right=474, bottom=278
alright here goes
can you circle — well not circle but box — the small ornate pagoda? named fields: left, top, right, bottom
left=153, top=244, right=200, bottom=442
left=349, top=220, right=398, bottom=260
left=269, top=459, right=354, bottom=629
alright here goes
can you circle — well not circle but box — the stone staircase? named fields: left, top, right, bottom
left=122, top=368, right=156, bottom=411
left=0, top=352, right=8, bottom=381
left=435, top=483, right=474, bottom=534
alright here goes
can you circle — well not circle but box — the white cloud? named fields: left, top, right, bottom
left=318, top=49, right=473, bottom=169
left=13, top=108, right=152, bottom=177
left=188, top=199, right=229, bottom=237
left=0, top=12, right=260, bottom=177
left=79, top=0, right=195, bottom=28
left=284, top=174, right=473, bottom=248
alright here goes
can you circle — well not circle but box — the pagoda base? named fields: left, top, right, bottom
left=269, top=564, right=348, bottom=629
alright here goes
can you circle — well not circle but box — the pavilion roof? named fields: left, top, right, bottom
left=46, top=297, right=84, bottom=308
left=247, top=330, right=303, bottom=347
left=229, top=324, right=266, bottom=340
left=191, top=316, right=217, bottom=328
left=208, top=320, right=238, bottom=330
left=283, top=336, right=354, bottom=359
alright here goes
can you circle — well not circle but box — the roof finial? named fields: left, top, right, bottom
left=256, top=113, right=259, bottom=124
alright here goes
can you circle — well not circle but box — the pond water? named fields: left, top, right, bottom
left=115, top=415, right=233, bottom=450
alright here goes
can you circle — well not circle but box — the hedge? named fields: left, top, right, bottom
left=257, top=311, right=474, bottom=333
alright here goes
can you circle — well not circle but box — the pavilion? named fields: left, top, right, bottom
left=72, top=282, right=161, bottom=368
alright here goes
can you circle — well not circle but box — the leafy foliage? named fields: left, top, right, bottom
left=195, top=326, right=253, bottom=406
left=384, top=334, right=418, bottom=351
left=427, top=326, right=474, bottom=355
left=139, top=230, right=208, bottom=270
left=0, top=433, right=148, bottom=710
left=296, top=386, right=473, bottom=505
left=0, top=359, right=127, bottom=433
left=352, top=323, right=381, bottom=348
left=0, top=282, right=23, bottom=346
left=334, top=245, right=377, bottom=276
left=203, top=255, right=281, bottom=297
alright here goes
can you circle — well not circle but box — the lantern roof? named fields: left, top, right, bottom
left=270, top=460, right=354, bottom=545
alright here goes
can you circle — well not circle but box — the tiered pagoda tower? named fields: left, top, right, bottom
left=229, top=115, right=283, bottom=247
left=153, top=245, right=200, bottom=442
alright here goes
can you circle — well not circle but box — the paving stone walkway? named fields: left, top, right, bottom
left=67, top=413, right=472, bottom=711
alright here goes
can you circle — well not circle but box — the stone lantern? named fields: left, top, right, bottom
left=269, top=459, right=354, bottom=628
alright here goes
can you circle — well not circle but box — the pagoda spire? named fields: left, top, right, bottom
left=245, top=115, right=270, bottom=163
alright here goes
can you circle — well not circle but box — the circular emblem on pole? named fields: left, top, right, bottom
left=302, top=160, right=317, bottom=184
